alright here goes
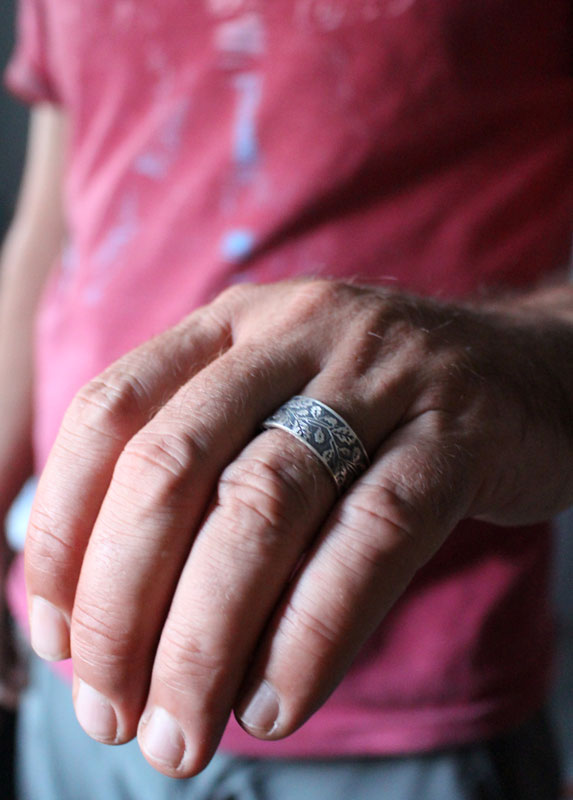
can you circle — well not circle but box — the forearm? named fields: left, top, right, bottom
left=0, top=229, right=58, bottom=507
left=0, top=104, right=66, bottom=513
left=483, top=275, right=573, bottom=321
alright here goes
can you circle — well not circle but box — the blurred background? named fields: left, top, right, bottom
left=553, top=509, right=573, bottom=792
left=0, top=0, right=571, bottom=796
left=1, top=0, right=26, bottom=231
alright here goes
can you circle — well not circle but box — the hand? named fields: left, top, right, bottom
left=25, top=280, right=573, bottom=776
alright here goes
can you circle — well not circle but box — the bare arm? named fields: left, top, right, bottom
left=0, top=103, right=66, bottom=707
left=0, top=103, right=67, bottom=513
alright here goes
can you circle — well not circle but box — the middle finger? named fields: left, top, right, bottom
left=138, top=428, right=336, bottom=775
left=137, top=382, right=409, bottom=776
left=69, top=342, right=315, bottom=745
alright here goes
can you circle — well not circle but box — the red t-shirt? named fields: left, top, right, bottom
left=5, top=0, right=573, bottom=756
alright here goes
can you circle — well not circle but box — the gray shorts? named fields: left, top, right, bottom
left=16, top=657, right=561, bottom=800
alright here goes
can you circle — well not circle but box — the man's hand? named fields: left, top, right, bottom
left=24, top=280, right=573, bottom=777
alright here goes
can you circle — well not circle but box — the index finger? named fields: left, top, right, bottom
left=25, top=303, right=231, bottom=662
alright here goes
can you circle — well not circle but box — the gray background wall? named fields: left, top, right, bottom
left=1, top=0, right=27, bottom=234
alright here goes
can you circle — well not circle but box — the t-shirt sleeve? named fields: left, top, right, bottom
left=3, top=0, right=60, bottom=105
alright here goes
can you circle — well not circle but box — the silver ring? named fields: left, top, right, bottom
left=262, top=396, right=370, bottom=493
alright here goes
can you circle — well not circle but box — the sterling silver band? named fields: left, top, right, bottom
left=262, top=396, right=369, bottom=493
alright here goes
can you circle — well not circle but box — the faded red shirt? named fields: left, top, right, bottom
left=5, top=0, right=573, bottom=756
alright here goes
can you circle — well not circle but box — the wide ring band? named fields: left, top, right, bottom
left=262, top=396, right=369, bottom=493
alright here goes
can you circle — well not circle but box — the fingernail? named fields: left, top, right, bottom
left=140, top=707, right=186, bottom=769
left=237, top=679, right=280, bottom=735
left=75, top=680, right=118, bottom=743
left=30, top=596, right=70, bottom=661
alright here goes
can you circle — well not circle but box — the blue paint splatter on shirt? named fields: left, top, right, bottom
left=221, top=229, right=256, bottom=261
left=231, top=72, right=262, bottom=169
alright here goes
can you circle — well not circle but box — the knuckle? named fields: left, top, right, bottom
left=218, top=454, right=312, bottom=541
left=64, top=373, right=147, bottom=442
left=212, top=282, right=256, bottom=313
left=333, top=482, right=426, bottom=565
left=213, top=341, right=277, bottom=391
left=157, top=624, right=227, bottom=693
left=288, top=279, right=347, bottom=323
left=281, top=597, right=340, bottom=656
left=116, top=430, right=204, bottom=503
left=385, top=318, right=431, bottom=362
left=421, top=350, right=478, bottom=404
left=26, top=505, right=75, bottom=577
left=192, top=305, right=233, bottom=350
left=72, top=598, right=134, bottom=671
left=386, top=418, right=474, bottom=522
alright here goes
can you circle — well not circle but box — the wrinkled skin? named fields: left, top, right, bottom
left=25, top=280, right=573, bottom=777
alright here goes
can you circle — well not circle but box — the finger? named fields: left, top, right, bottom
left=136, top=430, right=335, bottom=774
left=24, top=279, right=404, bottom=664
left=233, top=412, right=477, bottom=741
left=67, top=341, right=318, bottom=748
left=134, top=380, right=413, bottom=777
left=25, top=302, right=233, bottom=662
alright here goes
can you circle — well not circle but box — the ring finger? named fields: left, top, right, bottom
left=137, top=383, right=409, bottom=776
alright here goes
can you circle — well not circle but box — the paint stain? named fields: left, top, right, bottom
left=295, top=0, right=417, bottom=29
left=85, top=192, right=139, bottom=304
left=230, top=72, right=263, bottom=169
left=207, top=0, right=248, bottom=17
left=134, top=99, right=190, bottom=180
left=214, top=12, right=266, bottom=56
left=221, top=229, right=256, bottom=261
